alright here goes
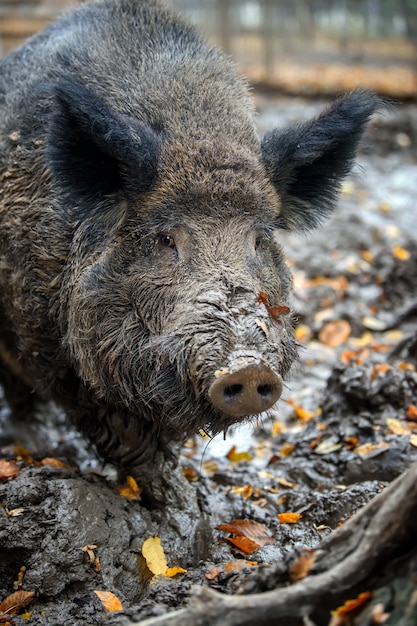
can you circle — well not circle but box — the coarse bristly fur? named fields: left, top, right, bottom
left=0, top=0, right=382, bottom=479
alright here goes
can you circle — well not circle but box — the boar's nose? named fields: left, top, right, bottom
left=208, top=358, right=283, bottom=417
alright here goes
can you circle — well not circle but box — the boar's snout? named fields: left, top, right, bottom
left=208, top=357, right=283, bottom=417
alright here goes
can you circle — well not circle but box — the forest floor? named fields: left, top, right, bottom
left=0, top=94, right=417, bottom=626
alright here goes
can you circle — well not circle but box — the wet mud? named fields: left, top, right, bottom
left=1, top=96, right=416, bottom=625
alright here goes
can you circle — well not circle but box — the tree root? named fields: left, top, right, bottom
left=109, top=460, right=417, bottom=626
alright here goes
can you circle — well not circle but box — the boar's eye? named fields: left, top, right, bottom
left=255, top=236, right=262, bottom=250
left=159, top=234, right=176, bottom=250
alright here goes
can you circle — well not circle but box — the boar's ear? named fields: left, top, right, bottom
left=261, top=90, right=382, bottom=231
left=46, top=79, right=161, bottom=209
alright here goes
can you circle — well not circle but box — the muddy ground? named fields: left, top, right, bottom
left=0, top=95, right=416, bottom=626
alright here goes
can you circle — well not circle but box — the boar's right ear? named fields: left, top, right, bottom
left=261, top=90, right=382, bottom=231
left=46, top=79, right=161, bottom=210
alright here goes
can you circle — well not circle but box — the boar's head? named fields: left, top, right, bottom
left=46, top=81, right=380, bottom=468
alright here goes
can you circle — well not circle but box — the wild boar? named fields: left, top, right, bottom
left=0, top=0, right=380, bottom=474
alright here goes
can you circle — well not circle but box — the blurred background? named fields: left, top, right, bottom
left=1, top=0, right=416, bottom=98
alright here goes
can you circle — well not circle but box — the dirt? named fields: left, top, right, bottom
left=0, top=95, right=416, bottom=625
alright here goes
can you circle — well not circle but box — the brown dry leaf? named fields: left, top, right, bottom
left=226, top=445, right=252, bottom=463
left=93, top=590, right=123, bottom=613
left=258, top=291, right=290, bottom=320
left=219, top=519, right=275, bottom=555
left=294, top=324, right=312, bottom=343
left=6, top=507, right=25, bottom=517
left=409, top=434, right=417, bottom=448
left=329, top=591, right=373, bottom=625
left=0, top=590, right=35, bottom=615
left=278, top=512, right=302, bottom=524
left=276, top=477, right=298, bottom=488
left=386, top=417, right=411, bottom=436
left=182, top=466, right=199, bottom=482
left=82, top=544, right=98, bottom=565
left=115, top=475, right=142, bottom=500
left=0, top=459, right=20, bottom=481
left=318, top=319, right=351, bottom=347
left=344, top=436, right=359, bottom=450
left=290, top=549, right=317, bottom=582
left=201, top=460, right=218, bottom=476
left=398, top=361, right=416, bottom=372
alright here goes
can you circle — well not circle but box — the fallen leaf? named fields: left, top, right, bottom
left=223, top=560, right=258, bottom=573
left=0, top=459, right=20, bottom=481
left=385, top=417, right=411, bottom=436
left=271, top=420, right=287, bottom=436
left=0, top=590, right=35, bottom=615
left=290, top=549, right=317, bottom=581
left=392, top=245, right=410, bottom=261
left=115, top=475, right=142, bottom=500
left=219, top=519, right=275, bottom=555
left=319, top=320, right=351, bottom=347
left=166, top=566, right=187, bottom=578
left=276, top=477, right=298, bottom=488
left=278, top=512, right=302, bottom=524
left=406, top=405, right=417, bottom=422
left=226, top=445, right=252, bottom=463
left=141, top=537, right=168, bottom=577
left=40, top=457, right=74, bottom=470
left=330, top=591, right=373, bottom=625
left=5, top=507, right=25, bottom=517
left=285, top=398, right=315, bottom=422
left=354, top=441, right=390, bottom=458
left=141, top=537, right=186, bottom=580
left=230, top=484, right=253, bottom=499
left=182, top=467, right=199, bottom=482
left=370, top=363, right=391, bottom=381
left=93, top=590, right=123, bottom=613
left=314, top=437, right=342, bottom=455
left=362, top=316, right=387, bottom=331
left=279, top=443, right=295, bottom=457
left=204, top=567, right=220, bottom=580
left=258, top=291, right=290, bottom=320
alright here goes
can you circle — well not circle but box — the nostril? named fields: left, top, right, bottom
left=224, top=384, right=243, bottom=400
left=257, top=384, right=272, bottom=399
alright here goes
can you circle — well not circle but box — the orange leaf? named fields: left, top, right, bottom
left=218, top=519, right=275, bottom=554
left=278, top=512, right=302, bottom=524
left=406, top=404, right=417, bottom=422
left=392, top=245, right=410, bottom=261
left=319, top=320, right=351, bottom=347
left=0, top=590, right=35, bottom=615
left=116, top=475, right=142, bottom=500
left=331, top=591, right=373, bottom=617
left=204, top=567, right=220, bottom=580
left=182, top=467, right=199, bottom=482
left=223, top=535, right=260, bottom=555
left=370, top=363, right=391, bottom=381
left=40, top=457, right=74, bottom=470
left=93, top=591, right=123, bottom=613
left=0, top=459, right=20, bottom=481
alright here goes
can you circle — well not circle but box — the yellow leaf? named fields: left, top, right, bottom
left=166, top=566, right=187, bottom=578
left=227, top=445, right=253, bottom=463
left=116, top=475, right=141, bottom=500
left=386, top=418, right=411, bottom=436
left=93, top=590, right=123, bottom=613
left=392, top=245, right=410, bottom=261
left=142, top=536, right=168, bottom=577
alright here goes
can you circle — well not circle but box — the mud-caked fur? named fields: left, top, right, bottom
left=0, top=0, right=380, bottom=473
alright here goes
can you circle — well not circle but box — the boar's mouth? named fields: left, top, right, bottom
left=208, top=356, right=283, bottom=418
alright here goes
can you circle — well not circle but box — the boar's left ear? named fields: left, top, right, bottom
left=261, top=90, right=382, bottom=231
left=46, top=79, right=161, bottom=209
